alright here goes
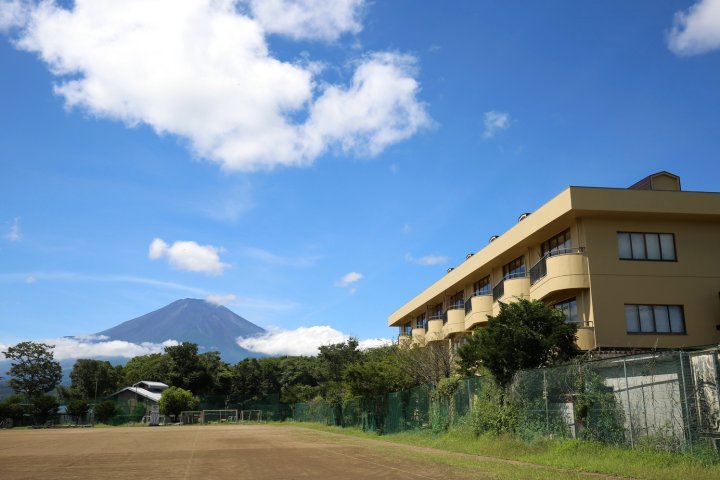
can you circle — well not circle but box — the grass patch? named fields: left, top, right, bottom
left=286, top=422, right=720, bottom=480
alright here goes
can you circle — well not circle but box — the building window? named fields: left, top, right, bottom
left=401, top=323, right=412, bottom=336
left=617, top=232, right=676, bottom=261
left=429, top=304, right=443, bottom=320
left=503, top=256, right=526, bottom=279
left=554, top=298, right=579, bottom=324
left=415, top=313, right=426, bottom=330
left=542, top=229, right=572, bottom=256
left=473, top=276, right=491, bottom=296
left=447, top=291, right=464, bottom=310
left=625, top=304, right=685, bottom=334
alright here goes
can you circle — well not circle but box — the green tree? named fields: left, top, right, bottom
left=3, top=342, right=62, bottom=397
left=344, top=345, right=413, bottom=399
left=165, top=342, right=213, bottom=395
left=70, top=359, right=121, bottom=401
left=94, top=400, right=118, bottom=423
left=456, top=299, right=578, bottom=388
left=317, top=338, right=362, bottom=425
left=122, top=353, right=173, bottom=385
left=31, top=394, right=59, bottom=425
left=0, top=395, right=28, bottom=425
left=158, top=386, right=200, bottom=418
left=67, top=399, right=89, bottom=424
left=198, top=351, right=232, bottom=396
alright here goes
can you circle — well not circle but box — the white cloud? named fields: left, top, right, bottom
left=482, top=110, right=510, bottom=139
left=667, top=0, right=720, bottom=55
left=7, top=0, right=430, bottom=172
left=402, top=223, right=411, bottom=234
left=4, top=217, right=21, bottom=242
left=148, top=238, right=228, bottom=275
left=336, top=271, right=362, bottom=287
left=0, top=336, right=180, bottom=360
left=0, top=0, right=28, bottom=31
left=241, top=246, right=319, bottom=267
left=248, top=0, right=364, bottom=42
left=358, top=337, right=392, bottom=349
left=236, top=325, right=390, bottom=356
left=303, top=52, right=431, bottom=158
left=405, top=253, right=449, bottom=266
left=0, top=271, right=207, bottom=294
left=205, top=293, right=237, bottom=306
left=24, top=275, right=36, bottom=284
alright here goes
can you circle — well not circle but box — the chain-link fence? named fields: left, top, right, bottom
left=511, top=348, right=720, bottom=451
left=288, top=348, right=720, bottom=451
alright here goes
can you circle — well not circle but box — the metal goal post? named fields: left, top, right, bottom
left=239, top=410, right=262, bottom=422
left=179, top=411, right=203, bottom=425
left=201, top=409, right=238, bottom=424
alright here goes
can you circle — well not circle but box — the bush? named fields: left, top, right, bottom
left=67, top=399, right=89, bottom=424
left=469, top=380, right=517, bottom=436
left=0, top=395, right=28, bottom=426
left=159, top=386, right=200, bottom=418
left=94, top=401, right=118, bottom=423
left=31, top=394, right=59, bottom=425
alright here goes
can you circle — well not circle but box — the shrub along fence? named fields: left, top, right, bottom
left=290, top=348, right=720, bottom=452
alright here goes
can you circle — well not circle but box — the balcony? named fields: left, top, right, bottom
left=493, top=274, right=530, bottom=301
left=529, top=248, right=589, bottom=300
left=411, top=327, right=426, bottom=345
left=425, top=318, right=444, bottom=342
left=492, top=274, right=530, bottom=315
left=465, top=293, right=493, bottom=330
left=575, top=323, right=595, bottom=351
left=442, top=307, right=465, bottom=337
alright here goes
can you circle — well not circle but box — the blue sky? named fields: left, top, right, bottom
left=1, top=0, right=720, bottom=358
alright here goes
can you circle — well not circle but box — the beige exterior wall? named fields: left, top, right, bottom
left=389, top=175, right=720, bottom=351
left=583, top=216, right=720, bottom=349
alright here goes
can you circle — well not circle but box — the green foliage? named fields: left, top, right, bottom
left=3, top=341, right=63, bottom=397
left=94, top=400, right=118, bottom=423
left=67, top=399, right=89, bottom=424
left=318, top=338, right=362, bottom=382
left=165, top=342, right=214, bottom=395
left=0, top=394, right=28, bottom=423
left=159, top=386, right=200, bottom=417
left=122, top=353, right=173, bottom=385
left=571, top=366, right=626, bottom=444
left=457, top=299, right=578, bottom=388
left=31, top=394, right=59, bottom=425
left=70, top=359, right=122, bottom=401
left=435, top=376, right=460, bottom=399
left=344, top=345, right=414, bottom=433
left=469, top=380, right=518, bottom=436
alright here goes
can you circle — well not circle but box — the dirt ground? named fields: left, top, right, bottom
left=0, top=424, right=609, bottom=480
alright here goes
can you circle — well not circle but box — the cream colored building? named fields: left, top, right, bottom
left=388, top=172, right=720, bottom=352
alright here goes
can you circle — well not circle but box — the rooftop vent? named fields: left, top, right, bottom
left=466, top=253, right=474, bottom=260
left=489, top=235, right=499, bottom=243
left=628, top=171, right=681, bottom=191
left=447, top=267, right=454, bottom=273
left=518, top=212, right=531, bottom=222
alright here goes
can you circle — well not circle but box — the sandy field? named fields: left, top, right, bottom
left=0, top=424, right=603, bottom=480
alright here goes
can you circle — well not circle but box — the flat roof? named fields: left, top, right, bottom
left=388, top=186, right=720, bottom=326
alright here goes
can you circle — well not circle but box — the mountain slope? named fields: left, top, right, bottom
left=97, top=298, right=265, bottom=363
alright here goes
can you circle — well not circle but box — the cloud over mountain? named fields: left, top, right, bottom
left=237, top=326, right=390, bottom=356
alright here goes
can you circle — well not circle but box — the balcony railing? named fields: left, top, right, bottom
left=465, top=290, right=491, bottom=314
left=492, top=272, right=527, bottom=301
left=492, top=280, right=504, bottom=301
left=529, top=247, right=585, bottom=285
left=442, top=303, right=463, bottom=324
